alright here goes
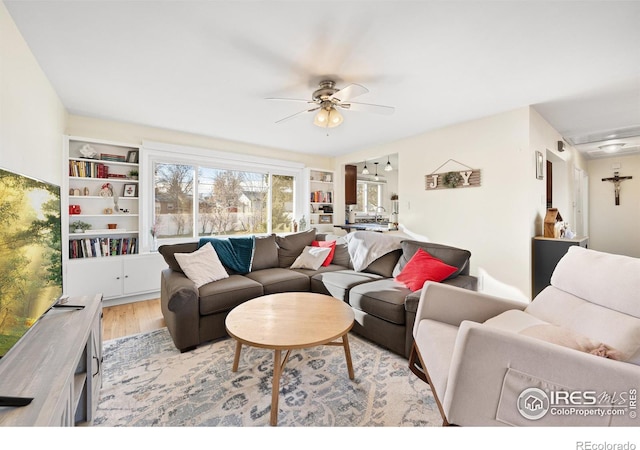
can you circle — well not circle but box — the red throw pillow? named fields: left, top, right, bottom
left=395, top=248, right=457, bottom=291
left=312, top=240, right=336, bottom=266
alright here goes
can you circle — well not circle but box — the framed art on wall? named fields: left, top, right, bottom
left=123, top=184, right=137, bottom=197
left=536, top=151, right=544, bottom=180
left=126, top=150, right=139, bottom=163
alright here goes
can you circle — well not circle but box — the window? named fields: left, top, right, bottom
left=356, top=180, right=385, bottom=214
left=152, top=162, right=298, bottom=240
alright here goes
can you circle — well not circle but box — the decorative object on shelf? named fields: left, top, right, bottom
left=299, top=215, right=307, bottom=231
left=425, top=159, right=481, bottom=190
left=79, top=144, right=98, bottom=159
left=72, top=188, right=80, bottom=196
left=126, top=150, right=139, bottom=163
left=108, top=223, right=117, bottom=230
left=83, top=187, right=90, bottom=196
left=390, top=193, right=399, bottom=200
left=104, top=207, right=113, bottom=214
left=536, top=150, right=544, bottom=180
left=385, top=156, right=393, bottom=172
left=70, top=220, right=92, bottom=233
left=319, top=214, right=332, bottom=224
left=128, top=169, right=139, bottom=180
left=324, top=174, right=332, bottom=182
left=99, top=183, right=114, bottom=197
left=543, top=208, right=564, bottom=238
left=122, top=184, right=137, bottom=197
left=292, top=220, right=298, bottom=232
left=69, top=204, right=81, bottom=215
left=601, top=171, right=633, bottom=205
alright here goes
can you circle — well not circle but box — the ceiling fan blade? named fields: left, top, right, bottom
left=266, top=97, right=315, bottom=104
left=329, top=83, right=369, bottom=102
left=340, top=101, right=395, bottom=115
left=275, top=106, right=320, bottom=124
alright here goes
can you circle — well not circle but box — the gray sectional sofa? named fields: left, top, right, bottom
left=158, top=228, right=477, bottom=358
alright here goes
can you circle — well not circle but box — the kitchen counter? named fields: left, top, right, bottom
left=336, top=223, right=397, bottom=233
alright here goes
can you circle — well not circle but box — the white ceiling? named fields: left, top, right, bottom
left=5, top=1, right=640, bottom=158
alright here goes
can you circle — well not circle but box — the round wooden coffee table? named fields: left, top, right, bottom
left=225, top=292, right=355, bottom=426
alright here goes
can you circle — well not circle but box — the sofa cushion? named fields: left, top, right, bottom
left=348, top=278, right=412, bottom=325
left=550, top=246, right=640, bottom=318
left=311, top=270, right=382, bottom=302
left=363, top=249, right=402, bottom=278
left=395, top=248, right=458, bottom=291
left=291, top=264, right=348, bottom=278
left=276, top=228, right=316, bottom=268
left=173, top=242, right=229, bottom=288
left=158, top=242, right=199, bottom=273
left=290, top=246, right=332, bottom=270
left=251, top=234, right=279, bottom=271
left=526, top=286, right=640, bottom=361
left=484, top=310, right=626, bottom=360
left=312, top=240, right=336, bottom=266
left=393, top=240, right=471, bottom=279
left=198, top=275, right=263, bottom=315
left=245, top=268, right=311, bottom=294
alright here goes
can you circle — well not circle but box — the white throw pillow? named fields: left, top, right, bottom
left=174, top=242, right=229, bottom=288
left=290, top=245, right=331, bottom=270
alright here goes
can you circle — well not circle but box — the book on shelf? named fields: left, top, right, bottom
left=69, top=160, right=109, bottom=179
left=100, top=153, right=126, bottom=162
left=69, top=237, right=138, bottom=259
left=310, top=191, right=333, bottom=203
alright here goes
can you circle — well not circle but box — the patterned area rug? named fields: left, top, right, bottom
left=95, top=328, right=442, bottom=427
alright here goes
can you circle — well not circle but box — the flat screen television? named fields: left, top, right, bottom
left=0, top=167, right=62, bottom=359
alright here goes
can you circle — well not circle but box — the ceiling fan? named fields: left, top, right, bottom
left=267, top=80, right=395, bottom=130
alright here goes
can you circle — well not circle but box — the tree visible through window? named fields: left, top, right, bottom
left=356, top=180, right=383, bottom=214
left=153, top=162, right=296, bottom=239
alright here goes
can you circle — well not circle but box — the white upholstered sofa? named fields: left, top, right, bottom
left=410, top=246, right=640, bottom=426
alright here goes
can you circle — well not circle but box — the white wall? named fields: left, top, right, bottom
left=66, top=115, right=332, bottom=170
left=587, top=154, right=640, bottom=257
left=0, top=2, right=67, bottom=183
left=337, top=107, right=586, bottom=300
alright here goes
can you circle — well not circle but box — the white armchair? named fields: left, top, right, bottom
left=410, top=246, right=640, bottom=426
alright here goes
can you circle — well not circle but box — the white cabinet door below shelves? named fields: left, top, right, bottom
left=123, top=253, right=168, bottom=295
left=66, top=258, right=122, bottom=298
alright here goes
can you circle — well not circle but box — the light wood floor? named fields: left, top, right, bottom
left=102, top=298, right=165, bottom=341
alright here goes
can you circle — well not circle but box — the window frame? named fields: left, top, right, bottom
left=356, top=179, right=386, bottom=214
left=141, top=141, right=305, bottom=248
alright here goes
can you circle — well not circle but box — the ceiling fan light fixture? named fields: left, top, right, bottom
left=384, top=156, right=393, bottom=172
left=313, top=105, right=343, bottom=129
left=598, top=143, right=625, bottom=153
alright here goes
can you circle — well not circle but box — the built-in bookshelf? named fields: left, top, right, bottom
left=63, top=136, right=167, bottom=302
left=65, top=137, right=140, bottom=259
left=306, top=168, right=335, bottom=231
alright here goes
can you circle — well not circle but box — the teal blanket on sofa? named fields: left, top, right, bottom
left=198, top=236, right=255, bottom=274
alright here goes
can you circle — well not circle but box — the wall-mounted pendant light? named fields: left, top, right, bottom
left=385, top=156, right=393, bottom=172
left=362, top=161, right=370, bottom=175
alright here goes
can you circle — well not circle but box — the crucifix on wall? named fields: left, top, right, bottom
left=601, top=171, right=633, bottom=205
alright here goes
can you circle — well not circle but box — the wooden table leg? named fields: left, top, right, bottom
left=232, top=340, right=242, bottom=372
left=270, top=349, right=282, bottom=426
left=342, top=333, right=355, bottom=380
